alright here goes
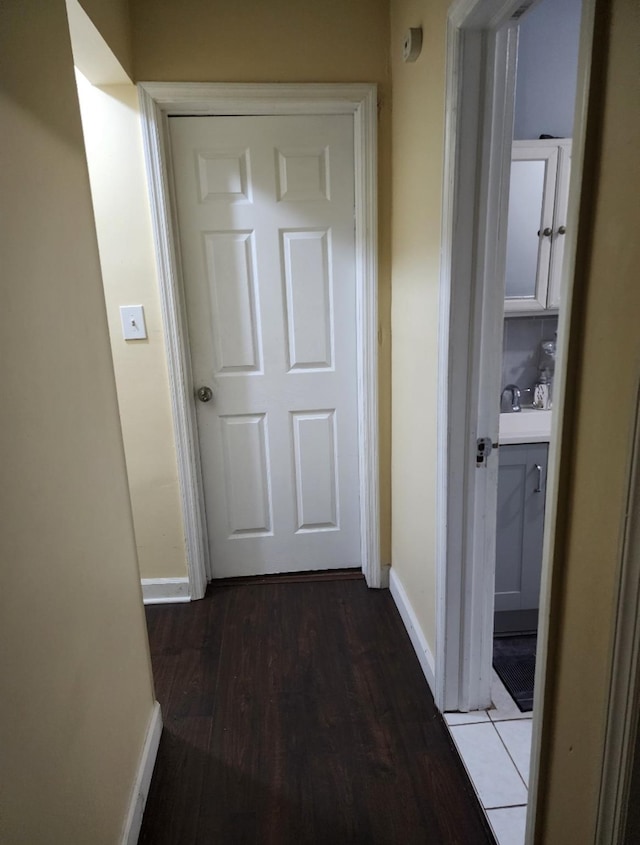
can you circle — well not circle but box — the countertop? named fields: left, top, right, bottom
left=499, top=408, right=552, bottom=444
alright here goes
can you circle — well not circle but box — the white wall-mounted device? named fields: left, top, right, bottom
left=403, top=27, right=423, bottom=63
left=120, top=305, right=147, bottom=340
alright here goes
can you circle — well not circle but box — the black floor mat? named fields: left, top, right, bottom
left=493, top=634, right=537, bottom=712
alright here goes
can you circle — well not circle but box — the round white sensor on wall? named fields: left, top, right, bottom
left=403, top=27, right=423, bottom=63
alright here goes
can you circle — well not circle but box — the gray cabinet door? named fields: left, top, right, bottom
left=494, top=443, right=548, bottom=616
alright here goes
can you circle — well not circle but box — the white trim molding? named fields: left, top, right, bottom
left=121, top=701, right=163, bottom=845
left=138, top=85, right=210, bottom=601
left=389, top=568, right=436, bottom=696
left=437, top=0, right=520, bottom=714
left=138, top=82, right=381, bottom=590
left=141, top=577, right=191, bottom=605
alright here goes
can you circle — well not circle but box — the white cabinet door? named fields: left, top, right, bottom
left=169, top=115, right=361, bottom=579
left=504, top=143, right=558, bottom=312
left=504, top=139, right=571, bottom=314
left=547, top=142, right=571, bottom=309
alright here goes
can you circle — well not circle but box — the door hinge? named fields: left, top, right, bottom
left=476, top=437, right=498, bottom=467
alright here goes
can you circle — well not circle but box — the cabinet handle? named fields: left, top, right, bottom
left=557, top=225, right=567, bottom=235
left=534, top=464, right=543, bottom=493
left=537, top=227, right=553, bottom=237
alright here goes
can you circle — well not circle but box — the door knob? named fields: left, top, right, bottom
left=196, top=386, right=213, bottom=403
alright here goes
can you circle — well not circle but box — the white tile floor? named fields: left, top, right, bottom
left=487, top=806, right=528, bottom=844
left=444, top=671, right=533, bottom=845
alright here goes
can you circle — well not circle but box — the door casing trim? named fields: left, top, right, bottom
left=437, top=0, right=595, bottom=841
left=138, top=82, right=381, bottom=596
left=437, top=0, right=521, bottom=714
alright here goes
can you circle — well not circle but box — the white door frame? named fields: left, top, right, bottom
left=436, top=0, right=521, bottom=714
left=138, top=83, right=381, bottom=599
left=436, top=0, right=595, bottom=714
left=437, top=0, right=596, bottom=837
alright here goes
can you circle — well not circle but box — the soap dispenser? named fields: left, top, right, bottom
left=533, top=337, right=556, bottom=410
left=533, top=368, right=552, bottom=410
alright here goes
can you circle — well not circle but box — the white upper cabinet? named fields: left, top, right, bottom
left=504, top=139, right=571, bottom=314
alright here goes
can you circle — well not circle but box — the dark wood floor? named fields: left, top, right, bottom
left=140, top=575, right=495, bottom=844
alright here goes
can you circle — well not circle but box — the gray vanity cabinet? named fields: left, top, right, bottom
left=494, top=442, right=548, bottom=633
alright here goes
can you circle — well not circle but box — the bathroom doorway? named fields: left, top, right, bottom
left=437, top=0, right=591, bottom=714
left=436, top=0, right=593, bottom=838
left=492, top=0, right=583, bottom=716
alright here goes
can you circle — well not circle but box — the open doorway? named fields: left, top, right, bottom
left=436, top=0, right=593, bottom=840
left=493, top=0, right=582, bottom=711
left=438, top=0, right=591, bottom=711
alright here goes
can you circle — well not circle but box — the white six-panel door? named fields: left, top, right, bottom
left=168, top=115, right=360, bottom=578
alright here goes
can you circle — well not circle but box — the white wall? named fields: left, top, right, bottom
left=514, top=0, right=582, bottom=140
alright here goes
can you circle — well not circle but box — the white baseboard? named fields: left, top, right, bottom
left=389, top=568, right=437, bottom=697
left=121, top=700, right=163, bottom=845
left=141, top=577, right=190, bottom=604
left=380, top=563, right=391, bottom=589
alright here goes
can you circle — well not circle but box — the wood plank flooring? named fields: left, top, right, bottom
left=140, top=576, right=495, bottom=844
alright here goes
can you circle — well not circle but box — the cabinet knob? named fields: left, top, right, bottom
left=557, top=225, right=567, bottom=235
left=537, top=227, right=553, bottom=238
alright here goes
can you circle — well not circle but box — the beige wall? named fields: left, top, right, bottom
left=130, top=0, right=393, bottom=565
left=535, top=0, right=640, bottom=839
left=76, top=75, right=188, bottom=580
left=77, top=0, right=133, bottom=78
left=0, top=1, right=156, bottom=842
left=389, top=0, right=448, bottom=649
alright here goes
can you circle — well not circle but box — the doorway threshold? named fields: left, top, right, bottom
left=208, top=568, right=364, bottom=588
left=444, top=672, right=533, bottom=845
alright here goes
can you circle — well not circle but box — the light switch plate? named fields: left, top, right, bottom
left=120, top=305, right=147, bottom=340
